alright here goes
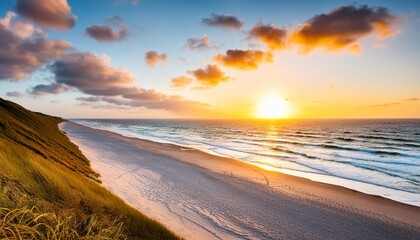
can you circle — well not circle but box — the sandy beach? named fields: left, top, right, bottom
left=61, top=121, right=420, bottom=240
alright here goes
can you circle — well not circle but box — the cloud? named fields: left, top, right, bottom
left=6, top=91, right=24, bottom=97
left=16, top=0, right=76, bottom=30
left=113, top=0, right=140, bottom=5
left=171, top=76, right=193, bottom=87
left=290, top=4, right=398, bottom=53
left=0, top=11, right=71, bottom=81
left=249, top=23, right=288, bottom=50
left=76, top=96, right=101, bottom=102
left=131, top=0, right=140, bottom=5
left=184, top=35, right=217, bottom=50
left=85, top=102, right=132, bottom=110
left=105, top=15, right=124, bottom=26
left=75, top=89, right=209, bottom=113
left=171, top=65, right=231, bottom=89
left=404, top=98, right=418, bottom=101
left=85, top=16, right=129, bottom=42
left=86, top=25, right=129, bottom=42
left=370, top=102, right=401, bottom=108
left=214, top=49, right=273, bottom=70
left=50, top=52, right=134, bottom=96
left=355, top=102, right=400, bottom=109
left=202, top=14, right=244, bottom=30
left=76, top=94, right=209, bottom=114
left=145, top=51, right=168, bottom=66
left=49, top=51, right=208, bottom=114
left=358, top=98, right=418, bottom=109
left=29, top=82, right=68, bottom=95
left=0, top=12, right=39, bottom=38
left=189, top=64, right=230, bottom=86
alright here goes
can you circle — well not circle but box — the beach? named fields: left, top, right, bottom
left=61, top=121, right=420, bottom=240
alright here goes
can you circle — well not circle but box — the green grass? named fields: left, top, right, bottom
left=0, top=98, right=180, bottom=239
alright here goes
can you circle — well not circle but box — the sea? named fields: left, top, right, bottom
left=72, top=119, right=420, bottom=206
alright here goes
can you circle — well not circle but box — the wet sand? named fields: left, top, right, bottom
left=61, top=121, right=420, bottom=240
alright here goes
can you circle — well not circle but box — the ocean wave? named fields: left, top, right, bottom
left=353, top=138, right=420, bottom=150
left=283, top=133, right=319, bottom=139
left=270, top=146, right=317, bottom=159
left=72, top=119, right=420, bottom=200
left=269, top=139, right=316, bottom=147
left=360, top=135, right=418, bottom=143
left=335, top=137, right=355, bottom=142
left=319, top=144, right=411, bottom=157
left=331, top=153, right=420, bottom=167
left=401, top=143, right=420, bottom=148
left=343, top=163, right=420, bottom=186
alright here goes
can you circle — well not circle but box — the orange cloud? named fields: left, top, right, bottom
left=16, top=0, right=76, bottom=30
left=189, top=64, right=230, bottom=86
left=249, top=23, right=288, bottom=50
left=171, top=76, right=193, bottom=87
left=290, top=4, right=398, bottom=53
left=145, top=51, right=167, bottom=66
left=214, top=49, right=273, bottom=70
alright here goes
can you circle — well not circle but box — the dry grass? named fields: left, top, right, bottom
left=0, top=207, right=125, bottom=239
left=0, top=98, right=180, bottom=239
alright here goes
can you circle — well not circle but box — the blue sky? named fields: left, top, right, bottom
left=0, top=0, right=419, bottom=118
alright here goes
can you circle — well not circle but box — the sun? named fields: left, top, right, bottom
left=255, top=94, right=291, bottom=119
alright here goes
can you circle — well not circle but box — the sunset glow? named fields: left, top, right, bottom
left=0, top=1, right=418, bottom=119
left=255, top=94, right=291, bottom=119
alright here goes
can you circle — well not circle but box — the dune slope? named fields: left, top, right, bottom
left=0, top=98, right=179, bottom=240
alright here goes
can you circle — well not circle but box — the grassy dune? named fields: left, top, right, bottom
left=0, top=98, right=179, bottom=239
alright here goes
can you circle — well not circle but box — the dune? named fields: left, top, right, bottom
left=0, top=98, right=179, bottom=239
left=61, top=121, right=420, bottom=240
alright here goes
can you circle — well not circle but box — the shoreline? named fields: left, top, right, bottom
left=71, top=119, right=420, bottom=207
left=61, top=121, right=420, bottom=239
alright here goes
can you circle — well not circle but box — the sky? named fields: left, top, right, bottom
left=0, top=0, right=419, bottom=119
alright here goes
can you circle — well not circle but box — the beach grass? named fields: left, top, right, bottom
left=0, top=98, right=180, bottom=239
left=0, top=206, right=125, bottom=239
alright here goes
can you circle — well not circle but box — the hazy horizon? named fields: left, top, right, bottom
left=67, top=117, right=420, bottom=120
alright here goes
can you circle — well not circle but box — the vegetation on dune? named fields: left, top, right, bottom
left=0, top=207, right=125, bottom=239
left=0, top=98, right=99, bottom=181
left=0, top=98, right=180, bottom=239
